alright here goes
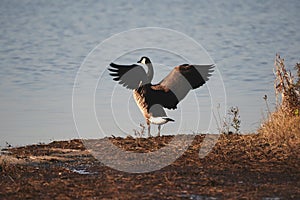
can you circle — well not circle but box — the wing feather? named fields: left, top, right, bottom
left=150, top=64, right=214, bottom=109
left=108, top=63, right=149, bottom=90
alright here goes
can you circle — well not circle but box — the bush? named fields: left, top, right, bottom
left=258, top=54, right=300, bottom=150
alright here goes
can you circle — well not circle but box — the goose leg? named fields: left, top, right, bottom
left=147, top=120, right=151, bottom=137
left=158, top=125, right=161, bottom=137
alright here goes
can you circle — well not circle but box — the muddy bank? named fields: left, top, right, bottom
left=0, top=134, right=299, bottom=199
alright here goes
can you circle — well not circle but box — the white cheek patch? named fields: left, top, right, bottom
left=141, top=58, right=146, bottom=65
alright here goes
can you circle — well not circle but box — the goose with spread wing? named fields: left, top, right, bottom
left=108, top=56, right=214, bottom=137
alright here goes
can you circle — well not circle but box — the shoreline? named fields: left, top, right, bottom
left=1, top=134, right=299, bottom=199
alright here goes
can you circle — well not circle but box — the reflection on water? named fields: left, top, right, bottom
left=0, top=0, right=299, bottom=146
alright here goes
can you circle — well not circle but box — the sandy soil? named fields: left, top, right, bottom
left=0, top=134, right=299, bottom=199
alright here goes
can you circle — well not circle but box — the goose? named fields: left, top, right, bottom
left=108, top=56, right=214, bottom=137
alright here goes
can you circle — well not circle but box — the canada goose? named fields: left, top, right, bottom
left=108, top=56, right=214, bottom=137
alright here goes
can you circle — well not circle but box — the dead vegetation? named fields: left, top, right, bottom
left=1, top=134, right=299, bottom=199
left=258, top=54, right=300, bottom=152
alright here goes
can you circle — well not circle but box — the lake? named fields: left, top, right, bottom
left=0, top=0, right=299, bottom=147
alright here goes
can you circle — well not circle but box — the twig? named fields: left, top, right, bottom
left=8, top=174, right=15, bottom=183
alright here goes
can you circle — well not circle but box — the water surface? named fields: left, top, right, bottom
left=0, top=0, right=299, bottom=146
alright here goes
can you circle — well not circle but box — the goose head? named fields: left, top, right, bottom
left=137, top=56, right=151, bottom=65
left=137, top=56, right=154, bottom=83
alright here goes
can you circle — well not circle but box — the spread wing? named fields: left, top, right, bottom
left=150, top=64, right=214, bottom=109
left=108, top=63, right=149, bottom=90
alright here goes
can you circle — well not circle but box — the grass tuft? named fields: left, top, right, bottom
left=258, top=54, right=300, bottom=151
left=258, top=108, right=300, bottom=150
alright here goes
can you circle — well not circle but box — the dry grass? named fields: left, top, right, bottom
left=258, top=54, right=300, bottom=151
left=258, top=108, right=300, bottom=150
left=1, top=135, right=299, bottom=199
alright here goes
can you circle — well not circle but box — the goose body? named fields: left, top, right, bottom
left=108, top=57, right=214, bottom=137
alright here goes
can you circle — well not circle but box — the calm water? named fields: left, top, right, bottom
left=0, top=0, right=299, bottom=147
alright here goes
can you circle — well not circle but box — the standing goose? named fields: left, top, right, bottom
left=108, top=56, right=214, bottom=137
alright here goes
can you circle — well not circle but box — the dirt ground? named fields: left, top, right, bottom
left=0, top=134, right=299, bottom=199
